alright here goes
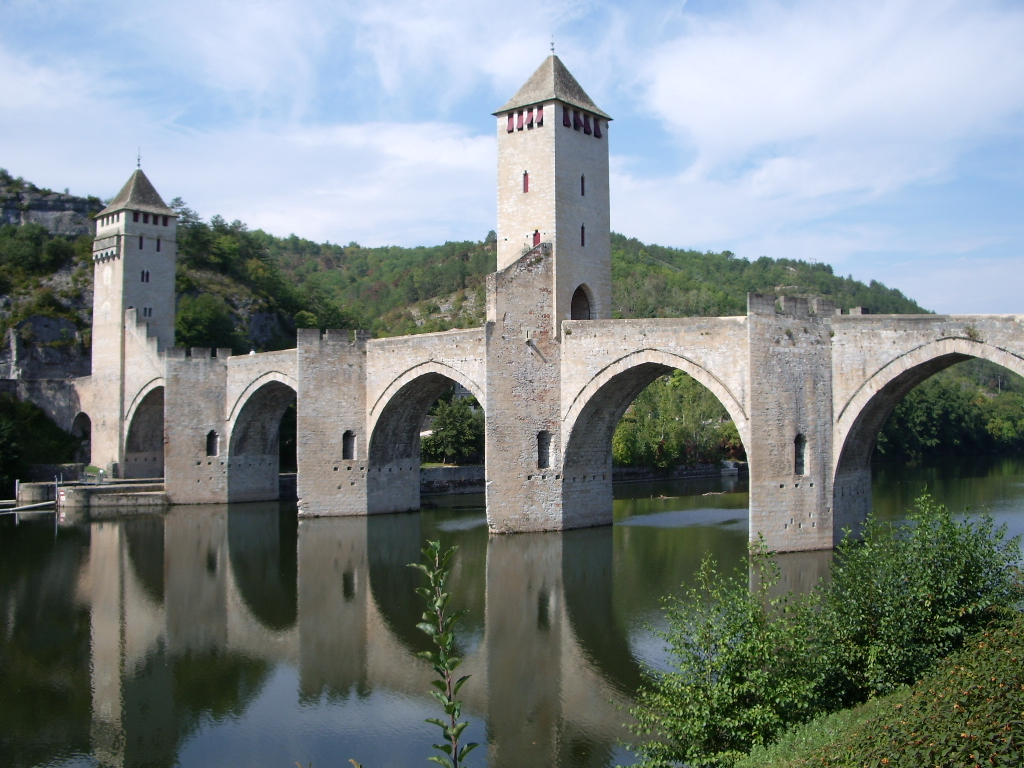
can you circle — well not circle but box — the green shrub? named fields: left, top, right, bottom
left=627, top=554, right=823, bottom=767
left=175, top=293, right=246, bottom=352
left=625, top=494, right=1023, bottom=767
left=738, top=617, right=1024, bottom=767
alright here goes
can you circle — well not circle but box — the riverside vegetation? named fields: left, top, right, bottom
left=625, top=493, right=1024, bottom=767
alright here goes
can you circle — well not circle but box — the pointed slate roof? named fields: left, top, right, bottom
left=99, top=169, right=174, bottom=217
left=495, top=55, right=611, bottom=119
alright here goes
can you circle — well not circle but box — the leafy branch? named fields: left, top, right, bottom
left=410, top=540, right=479, bottom=768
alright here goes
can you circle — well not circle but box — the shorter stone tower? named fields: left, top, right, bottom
left=90, top=169, right=177, bottom=472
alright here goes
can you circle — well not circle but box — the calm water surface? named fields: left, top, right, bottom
left=3, top=456, right=1023, bottom=768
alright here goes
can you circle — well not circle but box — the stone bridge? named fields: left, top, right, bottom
left=54, top=55, right=1024, bottom=553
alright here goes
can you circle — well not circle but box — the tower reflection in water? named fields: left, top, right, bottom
left=3, top=492, right=766, bottom=768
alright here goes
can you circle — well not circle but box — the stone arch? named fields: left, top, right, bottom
left=368, top=360, right=484, bottom=436
left=227, top=379, right=297, bottom=502
left=570, top=284, right=593, bottom=320
left=560, top=348, right=749, bottom=527
left=563, top=348, right=749, bottom=451
left=226, top=371, right=299, bottom=435
left=71, top=411, right=91, bottom=464
left=832, top=337, right=1024, bottom=539
left=124, top=386, right=164, bottom=478
left=367, top=365, right=486, bottom=514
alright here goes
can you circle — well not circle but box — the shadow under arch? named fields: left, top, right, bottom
left=833, top=338, right=1024, bottom=540
left=125, top=516, right=166, bottom=604
left=227, top=503, right=298, bottom=632
left=367, top=369, right=485, bottom=514
left=124, top=386, right=164, bottom=478
left=228, top=380, right=296, bottom=503
left=561, top=354, right=747, bottom=527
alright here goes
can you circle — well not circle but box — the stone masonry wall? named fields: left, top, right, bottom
left=164, top=348, right=230, bottom=504
left=484, top=243, right=564, bottom=531
left=297, top=329, right=370, bottom=516
left=746, top=294, right=834, bottom=552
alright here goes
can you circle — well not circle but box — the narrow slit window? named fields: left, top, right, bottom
left=206, top=430, right=220, bottom=457
left=563, top=106, right=572, bottom=127
left=537, top=431, right=551, bottom=469
left=139, top=235, right=144, bottom=249
left=581, top=174, right=585, bottom=196
left=156, top=238, right=161, bottom=252
left=523, top=171, right=529, bottom=193
left=583, top=114, right=592, bottom=135
left=794, top=434, right=806, bottom=476
left=517, top=111, right=524, bottom=130
left=580, top=224, right=585, bottom=247
left=594, top=119, right=602, bottom=139
left=525, top=108, right=534, bottom=128
left=343, top=430, right=355, bottom=460
left=141, top=270, right=146, bottom=283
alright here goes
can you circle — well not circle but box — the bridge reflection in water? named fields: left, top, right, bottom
left=4, top=474, right=847, bottom=768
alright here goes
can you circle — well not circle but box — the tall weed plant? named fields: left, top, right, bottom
left=626, top=493, right=1023, bottom=767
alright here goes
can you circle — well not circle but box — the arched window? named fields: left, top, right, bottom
left=794, top=433, right=806, bottom=476
left=343, top=430, right=355, bottom=460
left=570, top=286, right=591, bottom=320
left=523, top=171, right=529, bottom=193
left=537, top=430, right=551, bottom=469
left=581, top=174, right=585, bottom=196
left=580, top=224, right=585, bottom=247
left=206, top=430, right=220, bottom=457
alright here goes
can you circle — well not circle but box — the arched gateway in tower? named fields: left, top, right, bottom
left=73, top=55, right=1024, bottom=553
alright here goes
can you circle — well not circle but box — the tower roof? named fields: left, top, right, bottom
left=495, top=55, right=611, bottom=119
left=99, top=169, right=175, bottom=217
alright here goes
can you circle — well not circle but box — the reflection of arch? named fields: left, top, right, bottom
left=228, top=505, right=297, bottom=631
left=570, top=285, right=592, bottom=320
left=832, top=337, right=1024, bottom=537
left=71, top=411, right=91, bottom=464
left=124, top=386, right=164, bottom=478
left=562, top=526, right=644, bottom=693
left=563, top=348, right=749, bottom=460
left=366, top=513, right=433, bottom=656
left=125, top=517, right=165, bottom=604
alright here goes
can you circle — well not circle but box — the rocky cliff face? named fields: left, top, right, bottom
left=0, top=188, right=102, bottom=238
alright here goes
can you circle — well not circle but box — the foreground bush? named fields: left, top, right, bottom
left=738, top=617, right=1024, bottom=767
left=625, top=493, right=1023, bottom=767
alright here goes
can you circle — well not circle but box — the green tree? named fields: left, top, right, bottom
left=421, top=395, right=484, bottom=465
left=175, top=294, right=245, bottom=352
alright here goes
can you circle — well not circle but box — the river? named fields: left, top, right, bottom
left=2, top=455, right=1022, bottom=768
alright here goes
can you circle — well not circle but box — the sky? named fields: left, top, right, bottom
left=2, top=0, right=1023, bottom=313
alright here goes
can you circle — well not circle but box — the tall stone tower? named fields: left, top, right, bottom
left=493, top=55, right=612, bottom=334
left=90, top=169, right=177, bottom=472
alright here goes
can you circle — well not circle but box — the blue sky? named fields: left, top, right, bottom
left=3, top=0, right=1023, bottom=313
